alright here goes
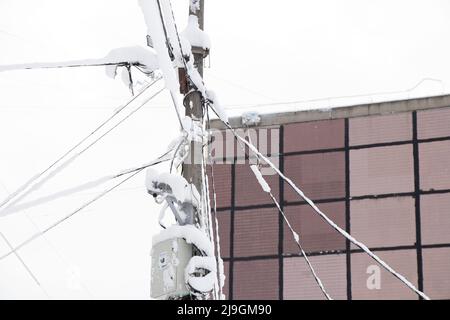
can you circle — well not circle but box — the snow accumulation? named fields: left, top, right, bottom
left=146, top=168, right=201, bottom=206
left=250, top=165, right=271, bottom=193
left=189, top=0, right=201, bottom=13
left=242, top=111, right=261, bottom=126
left=181, top=116, right=206, bottom=143
left=185, top=256, right=217, bottom=293
left=181, top=15, right=211, bottom=51
left=152, top=225, right=214, bottom=257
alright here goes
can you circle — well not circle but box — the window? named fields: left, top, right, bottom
left=284, top=119, right=344, bottom=153
left=283, top=202, right=346, bottom=254
left=283, top=254, right=347, bottom=300
left=234, top=208, right=279, bottom=257
left=349, top=112, right=412, bottom=146
left=350, top=197, right=416, bottom=248
left=233, top=259, right=279, bottom=300
left=350, top=145, right=414, bottom=197
left=419, top=140, right=450, bottom=191
left=351, top=250, right=418, bottom=300
left=284, top=152, right=345, bottom=202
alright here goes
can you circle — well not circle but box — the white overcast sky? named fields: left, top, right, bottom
left=0, top=0, right=449, bottom=299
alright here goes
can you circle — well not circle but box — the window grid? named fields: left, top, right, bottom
left=216, top=108, right=450, bottom=300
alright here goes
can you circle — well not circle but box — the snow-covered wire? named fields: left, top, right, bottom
left=269, top=192, right=332, bottom=300
left=0, top=85, right=164, bottom=216
left=0, top=169, right=145, bottom=262
left=206, top=108, right=225, bottom=300
left=0, top=77, right=162, bottom=212
left=207, top=103, right=431, bottom=301
left=249, top=165, right=331, bottom=300
left=2, top=151, right=174, bottom=216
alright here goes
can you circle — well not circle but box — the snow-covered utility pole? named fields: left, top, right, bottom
left=143, top=0, right=221, bottom=300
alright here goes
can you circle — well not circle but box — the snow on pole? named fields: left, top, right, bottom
left=181, top=14, right=211, bottom=51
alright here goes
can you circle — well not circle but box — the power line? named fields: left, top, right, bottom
left=206, top=72, right=277, bottom=102
left=233, top=121, right=331, bottom=299
left=0, top=179, right=94, bottom=298
left=0, top=148, right=173, bottom=261
left=223, top=77, right=447, bottom=110
left=2, top=153, right=173, bottom=216
left=267, top=192, right=331, bottom=300
left=0, top=81, right=164, bottom=215
left=207, top=102, right=431, bottom=300
left=0, top=169, right=141, bottom=262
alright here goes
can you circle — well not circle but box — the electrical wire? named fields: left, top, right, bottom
left=3, top=152, right=173, bottom=216
left=0, top=77, right=162, bottom=212
left=0, top=83, right=164, bottom=215
left=206, top=107, right=225, bottom=300
left=0, top=170, right=141, bottom=262
left=223, top=78, right=447, bottom=111
left=0, top=231, right=50, bottom=298
left=207, top=102, right=431, bottom=300
left=0, top=180, right=94, bottom=298
left=247, top=166, right=332, bottom=299
left=231, top=115, right=331, bottom=299
left=0, top=147, right=173, bottom=261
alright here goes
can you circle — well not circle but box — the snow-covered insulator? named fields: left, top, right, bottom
left=146, top=169, right=201, bottom=225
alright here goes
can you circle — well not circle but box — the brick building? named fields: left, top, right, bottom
left=209, top=94, right=450, bottom=300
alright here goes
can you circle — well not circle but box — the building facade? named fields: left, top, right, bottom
left=209, top=94, right=450, bottom=300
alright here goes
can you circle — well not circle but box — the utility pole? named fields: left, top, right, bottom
left=149, top=0, right=216, bottom=301
left=182, top=0, right=208, bottom=222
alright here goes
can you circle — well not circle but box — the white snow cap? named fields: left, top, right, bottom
left=104, top=46, right=158, bottom=70
left=185, top=256, right=217, bottom=293
left=189, top=0, right=201, bottom=13
left=181, top=15, right=211, bottom=51
left=152, top=225, right=214, bottom=256
left=146, top=168, right=200, bottom=206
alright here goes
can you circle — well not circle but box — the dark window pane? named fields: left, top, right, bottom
left=350, top=145, right=414, bottom=197
left=233, top=259, right=279, bottom=300
left=234, top=207, right=279, bottom=257
left=350, top=113, right=412, bottom=146
left=284, top=119, right=344, bottom=153
left=351, top=250, right=418, bottom=300
left=207, top=164, right=232, bottom=209
left=284, top=254, right=347, bottom=300
left=350, top=197, right=416, bottom=248
left=423, top=248, right=450, bottom=300
left=284, top=152, right=345, bottom=202
left=420, top=140, right=450, bottom=191
left=212, top=211, right=231, bottom=258
left=418, top=107, right=450, bottom=140
left=235, top=158, right=280, bottom=207
left=283, top=202, right=346, bottom=254
left=421, top=194, right=450, bottom=245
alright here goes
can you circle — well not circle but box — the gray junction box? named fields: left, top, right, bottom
left=150, top=237, right=194, bottom=299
